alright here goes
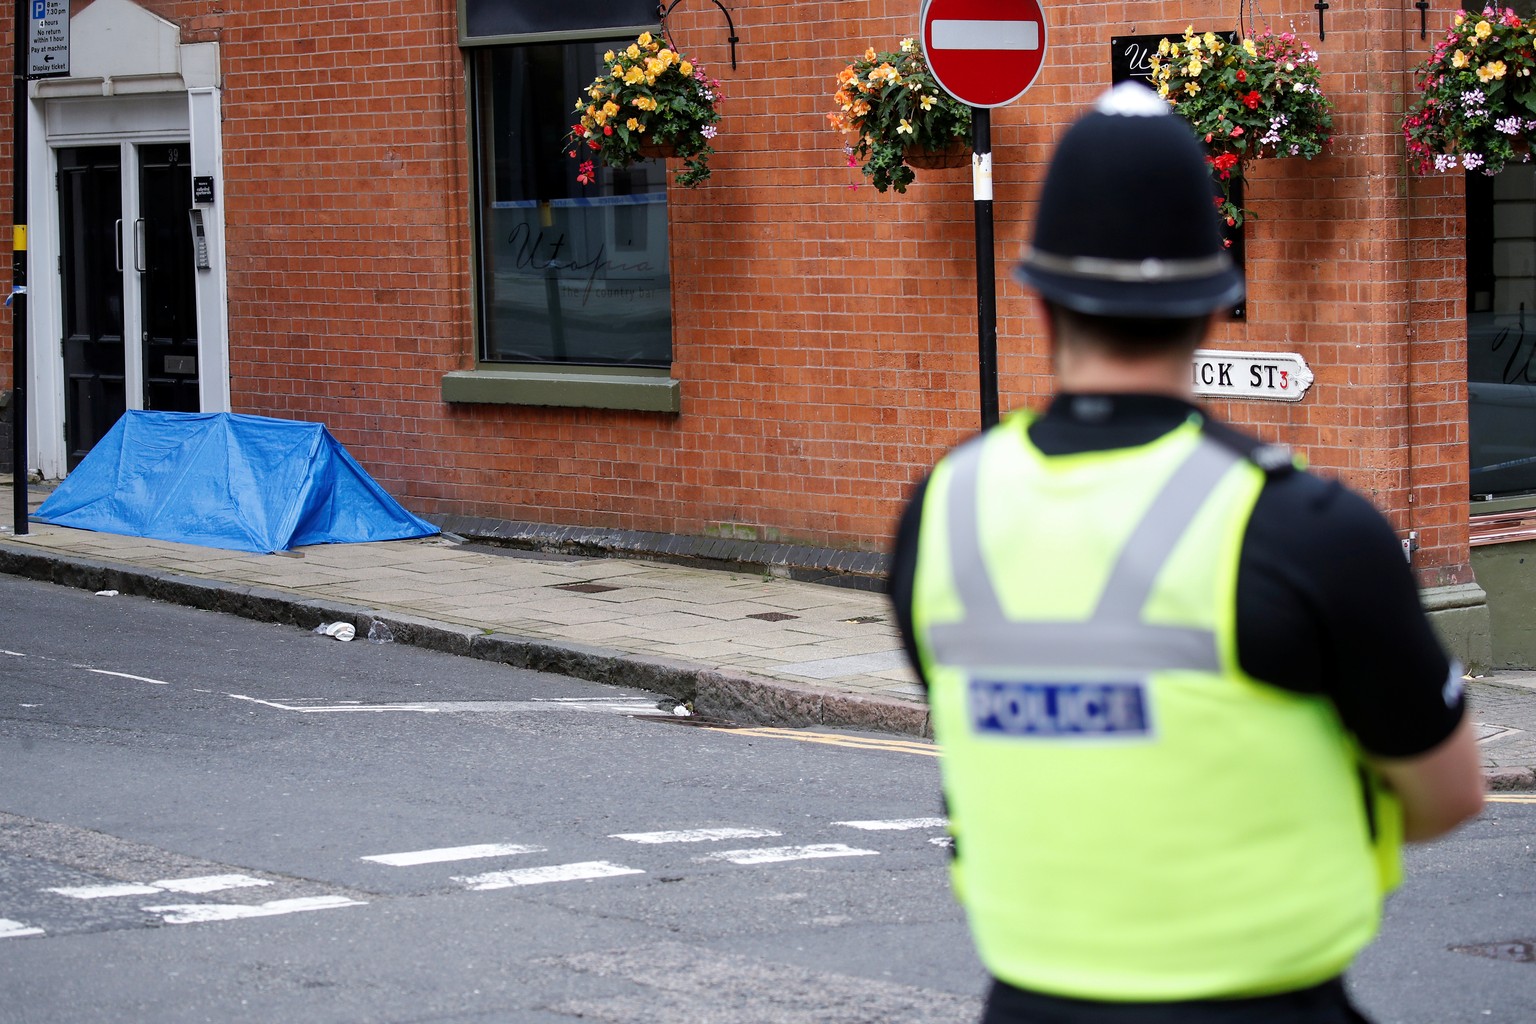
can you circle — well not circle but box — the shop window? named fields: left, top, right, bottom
left=1468, top=167, right=1536, bottom=500
left=470, top=41, right=670, bottom=368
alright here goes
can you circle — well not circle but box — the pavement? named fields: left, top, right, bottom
left=2, top=477, right=1534, bottom=790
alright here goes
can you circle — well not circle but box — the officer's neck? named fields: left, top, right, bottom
left=1053, top=339, right=1197, bottom=402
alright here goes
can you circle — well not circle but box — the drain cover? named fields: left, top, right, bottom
left=747, top=612, right=798, bottom=622
left=843, top=615, right=884, bottom=624
left=1450, top=940, right=1536, bottom=963
left=553, top=583, right=620, bottom=594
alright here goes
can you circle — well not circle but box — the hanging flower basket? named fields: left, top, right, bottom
left=903, top=141, right=972, bottom=169
left=828, top=38, right=972, bottom=193
left=1403, top=7, right=1536, bottom=176
left=1149, top=27, right=1334, bottom=229
left=563, top=30, right=722, bottom=188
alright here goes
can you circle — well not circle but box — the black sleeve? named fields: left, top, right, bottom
left=887, top=476, right=930, bottom=693
left=1236, top=472, right=1464, bottom=759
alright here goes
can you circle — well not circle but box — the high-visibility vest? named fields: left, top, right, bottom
left=911, top=413, right=1401, bottom=1002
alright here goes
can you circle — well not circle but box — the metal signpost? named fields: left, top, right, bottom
left=11, top=0, right=68, bottom=534
left=920, top=0, right=1046, bottom=429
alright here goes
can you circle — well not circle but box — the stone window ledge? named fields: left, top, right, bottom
left=442, top=368, right=680, bottom=413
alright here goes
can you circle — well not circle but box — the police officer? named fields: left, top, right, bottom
left=887, top=82, right=1485, bottom=1024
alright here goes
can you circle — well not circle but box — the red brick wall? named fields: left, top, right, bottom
left=0, top=1, right=1476, bottom=584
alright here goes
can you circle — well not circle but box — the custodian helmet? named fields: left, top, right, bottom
left=1013, top=81, right=1245, bottom=318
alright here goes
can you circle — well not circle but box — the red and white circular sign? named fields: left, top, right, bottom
left=920, top=0, right=1048, bottom=108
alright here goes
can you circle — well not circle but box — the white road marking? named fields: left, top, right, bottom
left=610, top=827, right=782, bottom=844
left=143, top=895, right=365, bottom=924
left=227, top=693, right=440, bottom=714
left=455, top=861, right=644, bottom=890
left=48, top=874, right=271, bottom=899
left=86, top=669, right=170, bottom=685
left=697, top=844, right=880, bottom=866
left=362, top=843, right=544, bottom=866
left=0, top=918, right=45, bottom=938
left=2, top=650, right=24, bottom=657
left=529, top=697, right=662, bottom=714
left=49, top=883, right=163, bottom=899
left=834, top=817, right=947, bottom=831
left=930, top=836, right=956, bottom=849
left=931, top=20, right=1040, bottom=51
left=152, top=874, right=272, bottom=894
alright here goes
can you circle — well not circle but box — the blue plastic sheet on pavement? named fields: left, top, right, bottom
left=33, top=411, right=439, bottom=553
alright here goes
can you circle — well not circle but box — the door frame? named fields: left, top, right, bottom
left=26, top=88, right=227, bottom=479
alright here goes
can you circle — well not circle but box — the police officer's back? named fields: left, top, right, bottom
left=887, top=83, right=1484, bottom=1024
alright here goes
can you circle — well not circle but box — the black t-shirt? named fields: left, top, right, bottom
left=887, top=393, right=1464, bottom=759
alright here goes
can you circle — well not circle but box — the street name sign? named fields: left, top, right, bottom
left=28, top=0, right=70, bottom=79
left=1192, top=349, right=1314, bottom=402
left=920, top=0, right=1047, bottom=108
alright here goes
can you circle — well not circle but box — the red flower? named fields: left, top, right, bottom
left=1236, top=69, right=1247, bottom=83
left=603, top=125, right=614, bottom=136
left=1242, top=90, right=1262, bottom=110
left=576, top=160, right=596, bottom=185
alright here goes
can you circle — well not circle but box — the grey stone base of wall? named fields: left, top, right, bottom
left=1423, top=582, right=1493, bottom=675
left=427, top=514, right=890, bottom=592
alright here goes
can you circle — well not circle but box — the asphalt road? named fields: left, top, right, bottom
left=0, top=574, right=1532, bottom=1023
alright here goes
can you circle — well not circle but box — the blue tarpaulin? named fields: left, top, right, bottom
left=33, top=411, right=439, bottom=553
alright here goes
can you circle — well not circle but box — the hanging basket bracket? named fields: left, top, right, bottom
left=658, top=0, right=740, bottom=70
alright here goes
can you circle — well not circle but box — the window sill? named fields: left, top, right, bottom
left=442, top=368, right=680, bottom=413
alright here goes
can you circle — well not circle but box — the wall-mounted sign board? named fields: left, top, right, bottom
left=1192, top=349, right=1314, bottom=402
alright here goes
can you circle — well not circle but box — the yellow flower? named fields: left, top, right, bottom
left=637, top=31, right=652, bottom=47
left=1158, top=38, right=1170, bottom=55
left=1452, top=49, right=1470, bottom=69
left=603, top=50, right=615, bottom=62
left=679, top=60, right=692, bottom=76
left=1184, top=82, right=1201, bottom=95
left=624, top=66, right=645, bottom=85
left=627, top=117, right=641, bottom=131
left=920, top=94, right=936, bottom=110
left=1476, top=20, right=1493, bottom=39
left=1203, top=31, right=1217, bottom=49
left=634, top=95, right=658, bottom=112
left=658, top=49, right=675, bottom=66
left=1479, top=60, right=1508, bottom=82
left=1243, top=37, right=1257, bottom=57
left=627, top=44, right=641, bottom=58
left=900, top=37, right=916, bottom=53
left=897, top=118, right=913, bottom=135
left=1454, top=11, right=1465, bottom=25
left=865, top=47, right=877, bottom=61
left=602, top=100, right=620, bottom=117
left=1187, top=58, right=1203, bottom=76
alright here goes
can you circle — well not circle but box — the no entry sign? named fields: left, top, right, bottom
left=920, top=0, right=1047, bottom=108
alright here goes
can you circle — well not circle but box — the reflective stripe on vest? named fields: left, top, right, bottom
left=927, top=431, right=1238, bottom=674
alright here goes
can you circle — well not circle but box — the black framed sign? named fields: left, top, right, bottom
left=462, top=0, right=658, bottom=42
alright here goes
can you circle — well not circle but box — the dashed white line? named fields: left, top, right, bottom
left=834, top=817, right=947, bottom=831
left=610, top=827, right=782, bottom=844
left=49, top=874, right=272, bottom=899
left=362, top=843, right=544, bottom=867
left=49, top=883, right=163, bottom=900
left=454, top=861, right=644, bottom=890
left=143, top=895, right=365, bottom=924
left=697, top=844, right=880, bottom=866
left=153, top=874, right=272, bottom=894
left=0, top=918, right=45, bottom=939
left=86, top=669, right=170, bottom=685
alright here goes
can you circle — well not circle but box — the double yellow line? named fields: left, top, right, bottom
left=726, top=726, right=939, bottom=757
